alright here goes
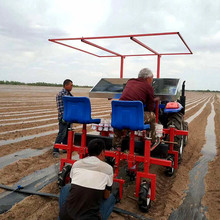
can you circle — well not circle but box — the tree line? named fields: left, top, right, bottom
left=0, top=80, right=92, bottom=88
left=186, top=89, right=220, bottom=93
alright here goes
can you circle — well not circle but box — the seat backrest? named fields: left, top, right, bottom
left=63, top=96, right=92, bottom=123
left=111, top=100, right=145, bottom=131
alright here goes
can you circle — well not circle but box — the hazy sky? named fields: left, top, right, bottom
left=0, top=0, right=219, bottom=90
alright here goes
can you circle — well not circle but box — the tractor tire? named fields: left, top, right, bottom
left=57, top=165, right=72, bottom=188
left=167, top=112, right=184, bottom=164
left=138, top=180, right=151, bottom=212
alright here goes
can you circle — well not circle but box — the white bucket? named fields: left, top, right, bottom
left=155, top=123, right=163, bottom=137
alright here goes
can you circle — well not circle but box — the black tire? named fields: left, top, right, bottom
left=183, top=121, right=188, bottom=146
left=57, top=165, right=72, bottom=188
left=167, top=112, right=184, bottom=164
left=164, top=155, right=175, bottom=177
left=138, top=180, right=151, bottom=212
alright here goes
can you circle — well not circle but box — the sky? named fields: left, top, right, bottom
left=0, top=0, right=219, bottom=90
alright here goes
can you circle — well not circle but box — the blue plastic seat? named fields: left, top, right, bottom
left=111, top=100, right=150, bottom=131
left=63, top=96, right=101, bottom=124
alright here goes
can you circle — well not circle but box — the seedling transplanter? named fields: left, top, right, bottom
left=49, top=32, right=192, bottom=212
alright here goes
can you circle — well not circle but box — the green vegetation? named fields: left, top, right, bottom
left=0, top=80, right=92, bottom=88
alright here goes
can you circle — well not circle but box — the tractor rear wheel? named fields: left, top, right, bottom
left=57, top=165, right=72, bottom=188
left=167, top=112, right=184, bottom=164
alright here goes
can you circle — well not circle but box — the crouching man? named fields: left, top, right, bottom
left=59, top=139, right=116, bottom=220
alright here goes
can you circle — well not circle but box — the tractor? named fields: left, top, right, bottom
left=49, top=32, right=192, bottom=212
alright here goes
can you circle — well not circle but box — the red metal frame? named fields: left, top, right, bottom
left=51, top=32, right=191, bottom=202
left=49, top=32, right=192, bottom=79
left=54, top=125, right=188, bottom=201
left=49, top=32, right=192, bottom=122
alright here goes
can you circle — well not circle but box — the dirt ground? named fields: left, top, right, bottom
left=0, top=85, right=219, bottom=220
left=202, top=95, right=220, bottom=220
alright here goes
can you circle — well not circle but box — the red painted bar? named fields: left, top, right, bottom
left=120, top=56, right=124, bottom=78
left=128, top=131, right=135, bottom=169
left=177, top=32, right=193, bottom=54
left=130, top=37, right=159, bottom=55
left=150, top=157, right=172, bottom=167
left=50, top=40, right=100, bottom=57
left=159, top=52, right=192, bottom=56
left=175, top=130, right=188, bottom=136
left=81, top=39, right=122, bottom=56
left=54, top=143, right=67, bottom=150
left=67, top=130, right=74, bottom=160
left=157, top=55, right=161, bottom=78
left=48, top=32, right=179, bottom=41
left=49, top=32, right=192, bottom=60
left=113, top=178, right=125, bottom=199
left=99, top=54, right=157, bottom=58
left=144, top=139, right=151, bottom=173
left=155, top=55, right=161, bottom=122
left=163, top=128, right=188, bottom=136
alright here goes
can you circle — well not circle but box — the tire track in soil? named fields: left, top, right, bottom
left=0, top=133, right=57, bottom=157
left=0, top=107, right=56, bottom=113
left=0, top=104, right=56, bottom=110
left=185, top=97, right=209, bottom=111
left=0, top=127, right=89, bottom=192
left=185, top=97, right=208, bottom=108
left=185, top=96, right=212, bottom=120
left=202, top=94, right=220, bottom=220
left=0, top=119, right=58, bottom=133
left=0, top=111, right=57, bottom=120
left=0, top=150, right=60, bottom=194
left=0, top=124, right=58, bottom=141
left=0, top=105, right=110, bottom=123
left=0, top=124, right=97, bottom=156
left=0, top=182, right=59, bottom=220
left=0, top=109, right=111, bottom=139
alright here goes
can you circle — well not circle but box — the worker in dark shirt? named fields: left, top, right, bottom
left=113, top=68, right=157, bottom=150
left=59, top=139, right=116, bottom=220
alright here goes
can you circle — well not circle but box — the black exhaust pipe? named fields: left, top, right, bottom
left=180, top=81, right=186, bottom=114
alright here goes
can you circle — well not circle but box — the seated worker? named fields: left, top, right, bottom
left=113, top=67, right=157, bottom=151
left=59, top=139, right=116, bottom=220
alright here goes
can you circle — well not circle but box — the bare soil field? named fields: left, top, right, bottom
left=202, top=95, right=220, bottom=220
left=0, top=85, right=219, bottom=220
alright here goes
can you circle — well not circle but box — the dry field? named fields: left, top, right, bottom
left=0, top=85, right=219, bottom=220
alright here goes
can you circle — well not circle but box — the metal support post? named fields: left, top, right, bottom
left=80, top=124, right=87, bottom=159
left=128, top=131, right=135, bottom=169
left=120, top=56, right=124, bottom=78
